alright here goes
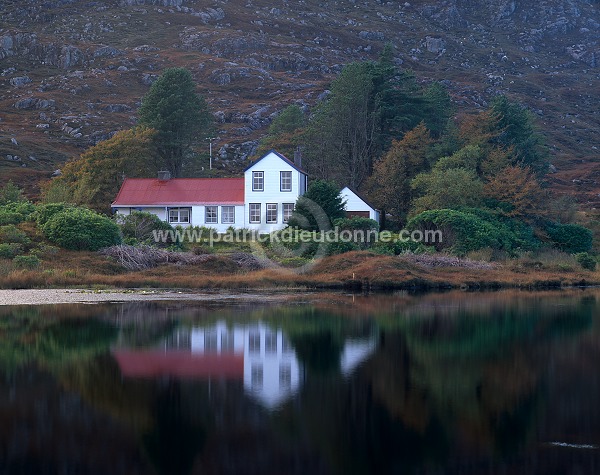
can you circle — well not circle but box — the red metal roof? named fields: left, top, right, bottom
left=112, top=177, right=245, bottom=206
left=113, top=350, right=244, bottom=379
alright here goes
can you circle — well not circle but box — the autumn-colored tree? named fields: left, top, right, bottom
left=367, top=123, right=432, bottom=225
left=44, top=127, right=158, bottom=211
left=410, top=167, right=484, bottom=216
left=483, top=166, right=546, bottom=220
left=458, top=110, right=498, bottom=148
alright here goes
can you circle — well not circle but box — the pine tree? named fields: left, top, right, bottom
left=139, top=67, right=213, bottom=177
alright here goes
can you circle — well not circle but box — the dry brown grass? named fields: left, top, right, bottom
left=0, top=250, right=598, bottom=291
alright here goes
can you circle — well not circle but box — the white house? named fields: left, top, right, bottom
left=340, top=187, right=380, bottom=222
left=111, top=150, right=379, bottom=232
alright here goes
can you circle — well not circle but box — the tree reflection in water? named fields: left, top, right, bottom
left=0, top=291, right=598, bottom=474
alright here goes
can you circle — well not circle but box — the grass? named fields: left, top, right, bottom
left=1, top=248, right=598, bottom=291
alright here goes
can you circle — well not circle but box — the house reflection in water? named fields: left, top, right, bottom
left=190, top=322, right=301, bottom=409
left=113, top=321, right=377, bottom=409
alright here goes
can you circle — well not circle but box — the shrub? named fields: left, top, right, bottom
left=43, top=207, right=122, bottom=251
left=279, top=256, right=311, bottom=268
left=333, top=217, right=379, bottom=249
left=32, top=203, right=74, bottom=226
left=30, top=244, right=59, bottom=258
left=0, top=211, right=23, bottom=226
left=13, top=255, right=40, bottom=269
left=0, top=201, right=35, bottom=225
left=0, top=243, right=24, bottom=258
left=575, top=252, right=596, bottom=271
left=0, top=181, right=24, bottom=205
left=117, top=211, right=173, bottom=244
left=326, top=240, right=359, bottom=256
left=546, top=222, right=593, bottom=253
left=0, top=225, right=30, bottom=245
left=407, top=208, right=538, bottom=256
left=333, top=216, right=379, bottom=232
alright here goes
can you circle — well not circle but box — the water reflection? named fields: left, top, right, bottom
left=114, top=321, right=376, bottom=409
left=0, top=291, right=599, bottom=474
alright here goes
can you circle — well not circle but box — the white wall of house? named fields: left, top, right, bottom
left=244, top=151, right=306, bottom=233
left=189, top=205, right=245, bottom=232
left=340, top=187, right=380, bottom=223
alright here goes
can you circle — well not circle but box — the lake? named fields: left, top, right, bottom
left=1, top=289, right=600, bottom=474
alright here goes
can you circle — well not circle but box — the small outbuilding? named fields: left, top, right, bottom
left=340, top=187, right=380, bottom=223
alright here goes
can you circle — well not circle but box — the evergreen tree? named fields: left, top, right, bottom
left=305, top=62, right=379, bottom=188
left=256, top=104, right=305, bottom=158
left=422, top=82, right=454, bottom=138
left=489, top=95, right=548, bottom=175
left=288, top=180, right=346, bottom=231
left=139, top=67, right=213, bottom=177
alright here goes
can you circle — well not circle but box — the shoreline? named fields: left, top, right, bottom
left=0, top=288, right=313, bottom=306
left=0, top=281, right=598, bottom=306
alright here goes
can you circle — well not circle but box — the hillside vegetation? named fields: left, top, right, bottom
left=1, top=0, right=599, bottom=205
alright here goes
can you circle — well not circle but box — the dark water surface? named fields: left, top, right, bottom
left=1, top=290, right=600, bottom=474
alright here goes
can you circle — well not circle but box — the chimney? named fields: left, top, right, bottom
left=157, top=170, right=171, bottom=181
left=294, top=147, right=302, bottom=168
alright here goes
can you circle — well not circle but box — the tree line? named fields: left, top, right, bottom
left=39, top=52, right=594, bottom=257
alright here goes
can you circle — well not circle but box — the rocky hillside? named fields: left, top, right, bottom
left=0, top=0, right=599, bottom=204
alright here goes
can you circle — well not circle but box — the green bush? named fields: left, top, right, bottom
left=43, top=207, right=122, bottom=251
left=0, top=211, right=23, bottom=226
left=13, top=254, right=40, bottom=269
left=333, top=216, right=379, bottom=232
left=30, top=244, right=59, bottom=258
left=546, top=222, right=593, bottom=253
left=0, top=225, right=30, bottom=245
left=0, top=243, right=24, bottom=258
left=407, top=209, right=538, bottom=255
left=32, top=203, right=75, bottom=226
left=0, top=201, right=35, bottom=225
left=333, top=217, right=379, bottom=249
left=0, top=181, right=25, bottom=205
left=117, top=211, right=173, bottom=244
left=326, top=240, right=359, bottom=256
left=575, top=252, right=596, bottom=271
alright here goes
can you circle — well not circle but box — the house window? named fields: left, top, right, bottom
left=204, top=330, right=218, bottom=352
left=280, top=171, right=292, bottom=192
left=205, top=206, right=218, bottom=224
left=266, top=203, right=278, bottom=224
left=265, top=331, right=277, bottom=354
left=280, top=364, right=292, bottom=389
left=251, top=364, right=263, bottom=389
left=283, top=203, right=294, bottom=223
left=282, top=336, right=293, bottom=354
left=252, top=171, right=264, bottom=191
left=168, top=207, right=190, bottom=224
left=221, top=332, right=234, bottom=352
left=249, top=203, right=261, bottom=223
left=249, top=331, right=261, bottom=354
left=221, top=206, right=235, bottom=224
